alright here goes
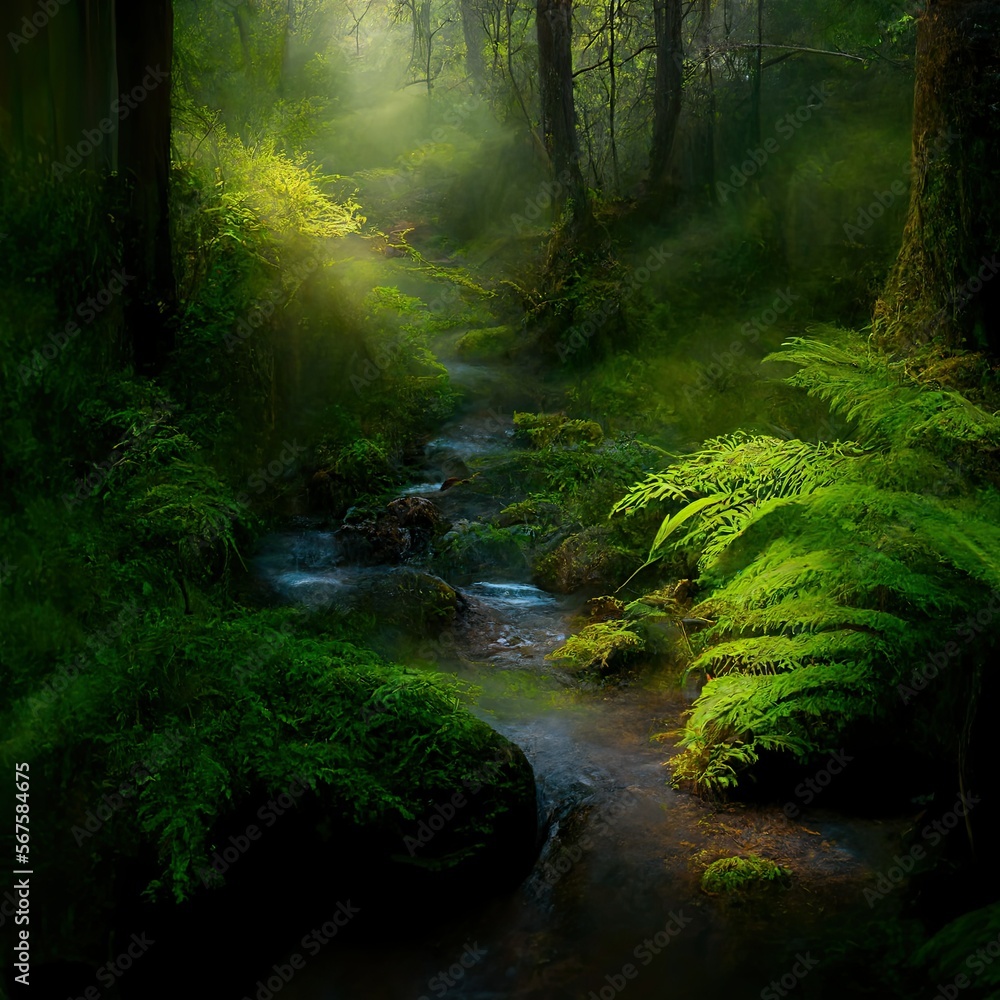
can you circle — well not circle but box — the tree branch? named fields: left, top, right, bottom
left=710, top=42, right=867, bottom=64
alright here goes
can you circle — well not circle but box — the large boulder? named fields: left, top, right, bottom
left=337, top=495, right=445, bottom=564
left=348, top=567, right=461, bottom=636
left=532, top=525, right=634, bottom=594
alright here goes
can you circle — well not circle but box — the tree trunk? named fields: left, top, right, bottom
left=1, top=0, right=115, bottom=168
left=537, top=0, right=589, bottom=231
left=648, top=0, right=683, bottom=203
left=873, top=0, right=1000, bottom=356
left=115, top=0, right=176, bottom=374
left=459, top=0, right=486, bottom=89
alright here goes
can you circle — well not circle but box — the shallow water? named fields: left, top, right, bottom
left=243, top=349, right=908, bottom=1000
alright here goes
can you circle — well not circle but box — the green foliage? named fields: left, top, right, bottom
left=455, top=325, right=521, bottom=360
left=699, top=854, right=791, bottom=895
left=547, top=618, right=646, bottom=673
left=616, top=331, right=1000, bottom=791
left=912, top=902, right=1000, bottom=991
left=2, top=606, right=503, bottom=904
left=513, top=412, right=605, bottom=449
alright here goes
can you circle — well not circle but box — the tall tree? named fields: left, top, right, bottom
left=459, top=0, right=487, bottom=88
left=647, top=0, right=683, bottom=203
left=873, top=0, right=1000, bottom=356
left=537, top=0, right=589, bottom=230
left=115, top=0, right=176, bottom=374
left=1, top=0, right=176, bottom=374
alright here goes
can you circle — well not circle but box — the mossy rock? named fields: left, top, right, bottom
left=700, top=854, right=791, bottom=896
left=512, top=411, right=604, bottom=449
left=455, top=325, right=521, bottom=360
left=349, top=567, right=460, bottom=635
left=532, top=526, right=634, bottom=593
left=429, top=521, right=531, bottom=578
left=494, top=498, right=562, bottom=529
left=115, top=668, right=539, bottom=989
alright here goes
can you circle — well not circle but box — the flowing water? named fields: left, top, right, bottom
left=245, top=346, right=907, bottom=1000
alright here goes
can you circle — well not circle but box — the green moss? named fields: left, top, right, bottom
left=513, top=411, right=604, bottom=449
left=700, top=854, right=791, bottom=895
left=533, top=526, right=635, bottom=593
left=455, top=325, right=520, bottom=359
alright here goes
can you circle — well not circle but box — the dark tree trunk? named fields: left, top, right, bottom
left=648, top=0, right=683, bottom=203
left=1, top=0, right=114, bottom=166
left=537, top=0, right=589, bottom=231
left=873, top=0, right=1000, bottom=356
left=748, top=0, right=762, bottom=147
left=459, top=0, right=486, bottom=89
left=115, top=0, right=176, bottom=374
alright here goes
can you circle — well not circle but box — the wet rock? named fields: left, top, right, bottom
left=494, top=499, right=561, bottom=529
left=386, top=495, right=442, bottom=531
left=349, top=567, right=461, bottom=636
left=338, top=496, right=446, bottom=564
left=532, top=526, right=634, bottom=594
left=586, top=595, right=627, bottom=622
left=455, top=325, right=521, bottom=360
left=428, top=521, right=531, bottom=579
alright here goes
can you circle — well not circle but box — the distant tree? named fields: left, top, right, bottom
left=537, top=0, right=590, bottom=231
left=647, top=0, right=684, bottom=204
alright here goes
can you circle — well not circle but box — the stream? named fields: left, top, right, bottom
left=247, top=344, right=906, bottom=1000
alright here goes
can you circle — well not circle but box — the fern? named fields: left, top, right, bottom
left=617, top=330, right=1000, bottom=792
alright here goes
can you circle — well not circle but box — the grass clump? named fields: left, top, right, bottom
left=700, top=854, right=791, bottom=895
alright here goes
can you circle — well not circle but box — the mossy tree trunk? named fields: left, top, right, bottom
left=873, top=0, right=1000, bottom=356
